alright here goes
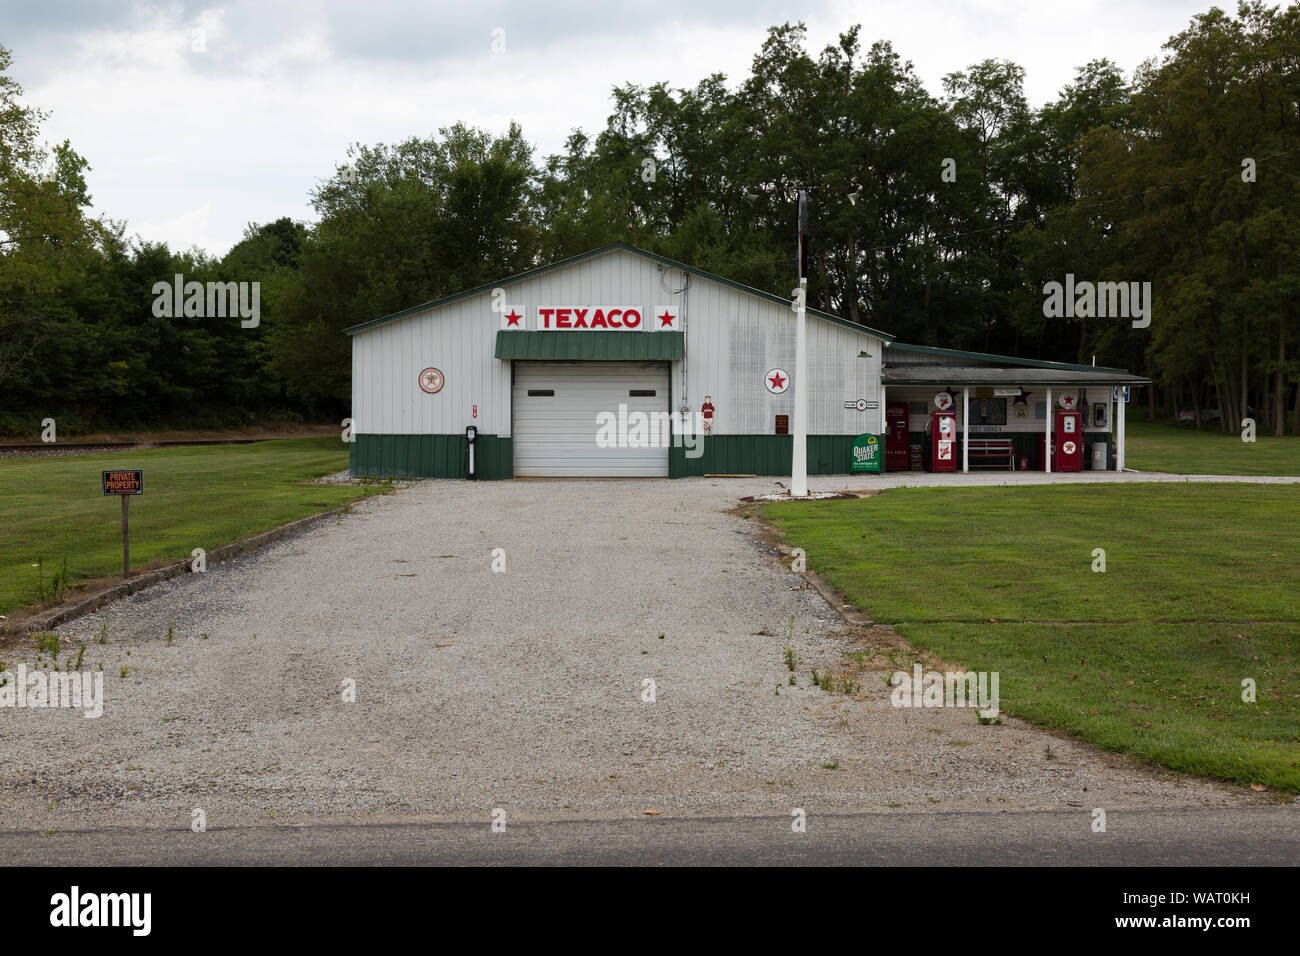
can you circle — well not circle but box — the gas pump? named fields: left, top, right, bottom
left=886, top=402, right=910, bottom=471
left=927, top=410, right=957, bottom=473
left=465, top=425, right=478, bottom=479
left=1053, top=410, right=1082, bottom=471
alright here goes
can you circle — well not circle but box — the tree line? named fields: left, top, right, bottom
left=1, top=2, right=1296, bottom=436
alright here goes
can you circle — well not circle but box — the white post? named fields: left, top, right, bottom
left=1116, top=388, right=1127, bottom=472
left=962, top=387, right=970, bottom=473
left=791, top=277, right=808, bottom=496
left=1045, top=387, right=1053, bottom=474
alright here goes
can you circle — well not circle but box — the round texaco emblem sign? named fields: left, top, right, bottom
left=418, top=367, right=445, bottom=394
left=765, top=369, right=790, bottom=394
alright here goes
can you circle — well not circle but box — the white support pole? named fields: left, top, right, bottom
left=1045, top=387, right=1053, bottom=474
left=1116, top=388, right=1127, bottom=472
left=962, top=387, right=970, bottom=473
left=791, top=277, right=808, bottom=497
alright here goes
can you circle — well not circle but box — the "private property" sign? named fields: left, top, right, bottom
left=102, top=470, right=143, bottom=495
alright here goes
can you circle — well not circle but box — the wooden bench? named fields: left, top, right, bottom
left=965, top=439, right=1016, bottom=470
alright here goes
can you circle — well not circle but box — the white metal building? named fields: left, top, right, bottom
left=345, top=242, right=1147, bottom=479
left=346, top=242, right=891, bottom=479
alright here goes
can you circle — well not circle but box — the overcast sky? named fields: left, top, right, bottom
left=5, top=0, right=1239, bottom=257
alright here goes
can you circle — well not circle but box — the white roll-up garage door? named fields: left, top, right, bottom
left=513, top=362, right=671, bottom=477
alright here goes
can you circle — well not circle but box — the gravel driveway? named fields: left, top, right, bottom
left=0, top=477, right=1257, bottom=831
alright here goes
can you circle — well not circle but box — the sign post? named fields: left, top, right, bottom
left=102, top=470, right=143, bottom=576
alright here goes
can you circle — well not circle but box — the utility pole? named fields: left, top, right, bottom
left=744, top=183, right=857, bottom=498
left=791, top=188, right=809, bottom=497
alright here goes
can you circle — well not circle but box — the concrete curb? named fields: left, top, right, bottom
left=3, top=505, right=352, bottom=637
left=769, top=541, right=876, bottom=628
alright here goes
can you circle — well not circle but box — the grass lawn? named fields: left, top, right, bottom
left=764, top=484, right=1300, bottom=790
left=1126, top=418, right=1300, bottom=475
left=0, top=438, right=384, bottom=618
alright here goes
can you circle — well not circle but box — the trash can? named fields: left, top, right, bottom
left=850, top=434, right=885, bottom=473
left=1091, top=442, right=1107, bottom=471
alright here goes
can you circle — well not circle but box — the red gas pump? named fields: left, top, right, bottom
left=928, top=410, right=957, bottom=472
left=886, top=402, right=910, bottom=471
left=1054, top=410, right=1083, bottom=471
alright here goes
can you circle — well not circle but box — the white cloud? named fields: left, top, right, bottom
left=9, top=0, right=1233, bottom=257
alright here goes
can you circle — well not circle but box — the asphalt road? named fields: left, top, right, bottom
left=3, top=807, right=1295, bottom=866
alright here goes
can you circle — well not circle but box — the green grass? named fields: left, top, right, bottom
left=765, top=484, right=1300, bottom=790
left=1126, top=419, right=1300, bottom=476
left=0, top=438, right=383, bottom=617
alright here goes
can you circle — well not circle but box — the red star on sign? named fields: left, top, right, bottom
left=657, top=310, right=675, bottom=328
left=769, top=371, right=786, bottom=390
left=505, top=310, right=522, bottom=326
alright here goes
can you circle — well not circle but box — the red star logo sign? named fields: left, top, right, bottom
left=505, top=309, right=522, bottom=327
left=768, top=371, right=787, bottom=390
left=657, top=310, right=675, bottom=328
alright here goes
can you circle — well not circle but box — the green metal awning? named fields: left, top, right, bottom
left=495, top=330, right=684, bottom=361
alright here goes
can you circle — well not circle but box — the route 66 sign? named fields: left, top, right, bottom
left=418, top=367, right=445, bottom=394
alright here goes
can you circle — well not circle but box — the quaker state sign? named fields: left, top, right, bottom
left=849, top=434, right=884, bottom=473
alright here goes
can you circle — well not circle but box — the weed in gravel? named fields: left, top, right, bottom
left=166, top=621, right=174, bottom=645
left=119, top=664, right=128, bottom=678
left=33, top=631, right=59, bottom=659
left=34, top=553, right=71, bottom=605
left=96, top=620, right=108, bottom=644
left=73, top=643, right=85, bottom=671
left=783, top=645, right=797, bottom=672
left=821, top=762, right=839, bottom=770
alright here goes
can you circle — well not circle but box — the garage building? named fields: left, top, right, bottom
left=346, top=243, right=1147, bottom=479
